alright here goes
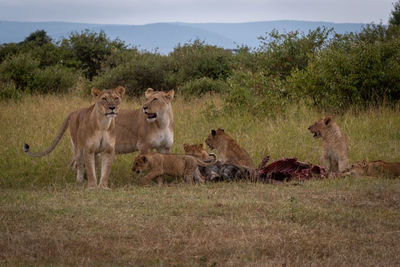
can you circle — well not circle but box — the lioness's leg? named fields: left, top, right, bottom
left=76, top=153, right=85, bottom=183
left=95, top=153, right=101, bottom=171
left=98, top=149, right=115, bottom=189
left=83, top=150, right=97, bottom=189
left=338, top=157, right=349, bottom=173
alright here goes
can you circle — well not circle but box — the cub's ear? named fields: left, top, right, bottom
left=211, top=129, right=216, bottom=136
left=217, top=128, right=224, bottom=133
left=115, top=86, right=126, bottom=98
left=140, top=155, right=147, bottom=163
left=324, top=116, right=332, bottom=126
left=91, top=88, right=101, bottom=98
left=145, top=88, right=154, bottom=99
left=200, top=143, right=204, bottom=149
left=183, top=143, right=189, bottom=151
left=165, top=90, right=175, bottom=100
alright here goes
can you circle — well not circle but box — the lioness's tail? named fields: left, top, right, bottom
left=23, top=113, right=72, bottom=157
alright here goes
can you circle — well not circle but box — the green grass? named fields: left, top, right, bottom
left=1, top=95, right=400, bottom=265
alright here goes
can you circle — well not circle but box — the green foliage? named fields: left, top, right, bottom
left=289, top=26, right=400, bottom=112
left=61, top=30, right=126, bottom=80
left=389, top=0, right=400, bottom=26
left=224, top=70, right=290, bottom=116
left=93, top=50, right=174, bottom=96
left=31, top=65, right=79, bottom=94
left=178, top=77, right=228, bottom=96
left=0, top=52, right=40, bottom=92
left=256, top=27, right=333, bottom=78
left=169, top=40, right=233, bottom=84
left=0, top=81, right=21, bottom=100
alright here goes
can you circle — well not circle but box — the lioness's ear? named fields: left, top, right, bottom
left=115, top=86, right=126, bottom=98
left=165, top=90, right=175, bottom=100
left=91, top=88, right=101, bottom=98
left=145, top=88, right=154, bottom=99
left=324, top=116, right=332, bottom=126
left=211, top=129, right=216, bottom=136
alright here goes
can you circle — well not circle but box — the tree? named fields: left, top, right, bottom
left=389, top=0, right=400, bottom=26
left=23, top=30, right=52, bottom=46
left=61, top=30, right=126, bottom=80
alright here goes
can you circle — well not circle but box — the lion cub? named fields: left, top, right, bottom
left=308, top=116, right=349, bottom=174
left=347, top=159, right=400, bottom=178
left=132, top=153, right=216, bottom=185
left=24, top=86, right=126, bottom=189
left=205, top=128, right=255, bottom=169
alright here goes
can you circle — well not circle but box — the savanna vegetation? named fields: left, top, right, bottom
left=1, top=3, right=400, bottom=265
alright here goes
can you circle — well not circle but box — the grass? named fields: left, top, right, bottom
left=1, top=94, right=400, bottom=265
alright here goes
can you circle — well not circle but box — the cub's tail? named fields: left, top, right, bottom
left=23, top=113, right=72, bottom=157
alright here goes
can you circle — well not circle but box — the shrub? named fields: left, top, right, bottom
left=0, top=53, right=39, bottom=92
left=92, top=51, right=174, bottom=96
left=289, top=28, right=400, bottom=111
left=0, top=81, right=21, bottom=100
left=177, top=77, right=228, bottom=96
left=31, top=65, right=79, bottom=94
left=224, top=70, right=291, bottom=116
left=169, top=40, right=233, bottom=84
left=255, top=27, right=333, bottom=78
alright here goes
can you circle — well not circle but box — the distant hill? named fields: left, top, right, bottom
left=0, top=20, right=366, bottom=54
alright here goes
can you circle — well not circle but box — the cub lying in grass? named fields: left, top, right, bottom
left=347, top=159, right=400, bottom=178
left=132, top=152, right=216, bottom=185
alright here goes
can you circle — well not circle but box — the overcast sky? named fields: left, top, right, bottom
left=0, top=0, right=395, bottom=25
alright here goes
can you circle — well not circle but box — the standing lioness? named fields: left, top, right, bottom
left=115, top=88, right=174, bottom=154
left=24, top=86, right=126, bottom=189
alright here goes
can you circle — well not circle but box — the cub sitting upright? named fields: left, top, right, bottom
left=205, top=128, right=255, bottom=169
left=308, top=116, right=349, bottom=174
left=24, top=86, right=126, bottom=189
left=115, top=88, right=174, bottom=154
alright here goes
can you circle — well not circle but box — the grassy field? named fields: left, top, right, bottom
left=1, top=94, right=400, bottom=265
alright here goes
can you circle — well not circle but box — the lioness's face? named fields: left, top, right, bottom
left=205, top=128, right=225, bottom=150
left=184, top=143, right=212, bottom=160
left=348, top=160, right=368, bottom=176
left=308, top=116, right=332, bottom=139
left=142, top=88, right=174, bottom=122
left=132, top=155, right=150, bottom=174
left=92, top=86, right=126, bottom=118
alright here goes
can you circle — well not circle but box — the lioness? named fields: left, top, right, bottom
left=184, top=143, right=250, bottom=181
left=132, top=152, right=216, bottom=185
left=205, top=128, right=255, bottom=169
left=308, top=116, right=349, bottom=174
left=24, top=86, right=126, bottom=189
left=115, top=88, right=174, bottom=154
left=347, top=159, right=400, bottom=178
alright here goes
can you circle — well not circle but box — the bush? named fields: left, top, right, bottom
left=169, top=40, right=233, bottom=84
left=0, top=53, right=39, bottom=92
left=92, top=50, right=174, bottom=96
left=224, top=70, right=291, bottom=116
left=289, top=28, right=400, bottom=111
left=177, top=77, right=228, bottom=96
left=255, top=27, right=333, bottom=78
left=0, top=81, right=21, bottom=100
left=31, top=65, right=79, bottom=94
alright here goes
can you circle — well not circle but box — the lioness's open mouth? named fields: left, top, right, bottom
left=146, top=113, right=157, bottom=119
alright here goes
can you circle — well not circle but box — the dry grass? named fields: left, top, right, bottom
left=1, top=94, right=400, bottom=265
